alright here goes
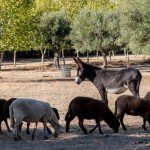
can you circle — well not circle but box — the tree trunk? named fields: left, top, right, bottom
left=87, top=51, right=89, bottom=63
left=61, top=49, right=65, bottom=64
left=112, top=50, right=115, bottom=57
left=54, top=51, right=60, bottom=68
left=0, top=51, right=4, bottom=70
left=96, top=50, right=99, bottom=60
left=101, top=52, right=107, bottom=68
left=41, top=48, right=47, bottom=63
left=124, top=49, right=127, bottom=58
left=127, top=49, right=130, bottom=67
left=76, top=50, right=79, bottom=58
left=109, top=51, right=111, bottom=61
left=14, top=51, right=16, bottom=66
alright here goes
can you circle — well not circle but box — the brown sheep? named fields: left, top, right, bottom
left=114, top=91, right=150, bottom=131
left=65, top=96, right=120, bottom=134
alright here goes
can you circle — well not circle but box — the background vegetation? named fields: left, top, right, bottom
left=0, top=0, right=149, bottom=68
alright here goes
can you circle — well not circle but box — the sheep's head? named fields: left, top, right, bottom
left=144, top=91, right=150, bottom=101
left=113, top=121, right=120, bottom=133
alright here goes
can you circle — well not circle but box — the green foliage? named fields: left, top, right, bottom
left=0, top=0, right=37, bottom=51
left=70, top=8, right=120, bottom=55
left=119, top=0, right=150, bottom=54
left=39, top=9, right=71, bottom=52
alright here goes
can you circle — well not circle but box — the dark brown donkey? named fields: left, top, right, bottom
left=73, top=58, right=142, bottom=105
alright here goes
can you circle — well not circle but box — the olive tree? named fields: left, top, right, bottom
left=39, top=10, right=71, bottom=67
left=70, top=8, right=120, bottom=67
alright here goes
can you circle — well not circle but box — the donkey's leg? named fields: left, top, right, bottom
left=65, top=113, right=76, bottom=132
left=135, top=79, right=141, bottom=97
left=78, top=118, right=88, bottom=134
left=99, top=88, right=108, bottom=105
left=128, top=81, right=140, bottom=97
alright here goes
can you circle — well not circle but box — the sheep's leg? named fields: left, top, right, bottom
left=41, top=117, right=49, bottom=139
left=19, top=122, right=23, bottom=133
left=46, top=125, right=52, bottom=134
left=66, top=113, right=76, bottom=132
left=26, top=123, right=30, bottom=134
left=13, top=127, right=18, bottom=141
left=4, top=119, right=11, bottom=132
left=142, top=118, right=147, bottom=131
left=89, top=125, right=98, bottom=134
left=17, top=127, right=22, bottom=140
left=89, top=119, right=103, bottom=134
left=0, top=121, right=2, bottom=134
left=120, top=117, right=127, bottom=131
left=32, top=122, right=37, bottom=141
left=117, top=113, right=127, bottom=131
left=78, top=118, right=88, bottom=134
left=14, top=119, right=22, bottom=141
left=43, top=122, right=48, bottom=139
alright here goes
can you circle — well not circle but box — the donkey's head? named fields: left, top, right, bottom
left=73, top=58, right=87, bottom=85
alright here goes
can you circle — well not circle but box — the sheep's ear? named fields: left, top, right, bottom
left=77, top=58, right=83, bottom=69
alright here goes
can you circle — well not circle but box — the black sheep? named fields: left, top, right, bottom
left=65, top=96, right=120, bottom=134
left=0, top=99, right=11, bottom=133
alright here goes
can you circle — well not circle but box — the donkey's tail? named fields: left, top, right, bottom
left=9, top=105, right=14, bottom=128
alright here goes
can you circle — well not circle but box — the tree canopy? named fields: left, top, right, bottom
left=118, top=0, right=150, bottom=54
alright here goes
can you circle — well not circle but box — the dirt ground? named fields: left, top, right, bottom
left=0, top=56, right=150, bottom=150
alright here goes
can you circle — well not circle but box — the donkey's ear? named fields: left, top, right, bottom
left=73, top=58, right=79, bottom=66
left=77, top=58, right=83, bottom=69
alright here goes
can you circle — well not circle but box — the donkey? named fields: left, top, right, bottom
left=73, top=58, right=142, bottom=105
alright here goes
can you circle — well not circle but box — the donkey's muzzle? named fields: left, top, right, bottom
left=75, top=77, right=82, bottom=85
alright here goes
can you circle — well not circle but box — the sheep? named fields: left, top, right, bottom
left=3, top=98, right=60, bottom=135
left=0, top=99, right=11, bottom=133
left=114, top=91, right=150, bottom=131
left=26, top=107, right=60, bottom=135
left=65, top=96, right=120, bottom=134
left=9, top=98, right=60, bottom=141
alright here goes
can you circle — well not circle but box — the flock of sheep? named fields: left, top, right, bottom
left=0, top=58, right=150, bottom=142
